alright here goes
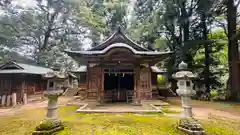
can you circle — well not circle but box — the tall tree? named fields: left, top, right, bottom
left=197, top=0, right=214, bottom=93
left=79, top=0, right=129, bottom=46
left=0, top=0, right=85, bottom=69
left=227, top=0, right=240, bottom=100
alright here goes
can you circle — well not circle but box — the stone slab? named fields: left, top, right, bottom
left=32, top=126, right=64, bottom=135
left=178, top=126, right=205, bottom=135
left=76, top=109, right=162, bottom=113
left=76, top=103, right=162, bottom=113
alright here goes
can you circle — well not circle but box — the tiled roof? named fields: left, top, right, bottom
left=0, top=61, right=53, bottom=74
left=65, top=43, right=173, bottom=56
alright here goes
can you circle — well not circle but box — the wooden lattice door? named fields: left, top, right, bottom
left=87, top=67, right=102, bottom=99
left=139, top=67, right=152, bottom=100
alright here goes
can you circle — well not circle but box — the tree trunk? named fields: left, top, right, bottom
left=227, top=0, right=240, bottom=101
left=201, top=14, right=210, bottom=93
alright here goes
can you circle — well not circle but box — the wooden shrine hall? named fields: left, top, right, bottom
left=65, top=27, right=173, bottom=104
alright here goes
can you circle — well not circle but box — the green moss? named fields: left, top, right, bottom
left=36, top=120, right=63, bottom=131
left=0, top=106, right=239, bottom=135
left=161, top=108, right=181, bottom=114
left=142, top=112, right=163, bottom=115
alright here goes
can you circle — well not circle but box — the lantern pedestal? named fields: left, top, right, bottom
left=32, top=90, right=64, bottom=135
left=178, top=117, right=205, bottom=135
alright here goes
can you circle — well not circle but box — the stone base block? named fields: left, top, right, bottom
left=32, top=119, right=64, bottom=135
left=178, top=117, right=205, bottom=135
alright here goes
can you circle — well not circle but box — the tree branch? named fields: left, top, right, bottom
left=189, top=0, right=200, bottom=16
left=236, top=0, right=240, bottom=7
left=215, top=20, right=228, bottom=36
left=0, top=22, right=19, bottom=33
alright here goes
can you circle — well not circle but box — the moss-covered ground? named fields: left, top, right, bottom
left=0, top=106, right=239, bottom=135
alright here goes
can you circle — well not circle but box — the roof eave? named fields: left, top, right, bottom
left=65, top=50, right=173, bottom=56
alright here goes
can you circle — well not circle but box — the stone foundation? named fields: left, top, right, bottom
left=178, top=118, right=205, bottom=135
left=32, top=119, right=64, bottom=135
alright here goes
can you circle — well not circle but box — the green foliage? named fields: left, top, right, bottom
left=193, top=30, right=228, bottom=91
left=157, top=74, right=167, bottom=86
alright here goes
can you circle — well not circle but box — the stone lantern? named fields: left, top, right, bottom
left=173, top=61, right=204, bottom=135
left=173, top=61, right=196, bottom=117
left=32, top=71, right=67, bottom=135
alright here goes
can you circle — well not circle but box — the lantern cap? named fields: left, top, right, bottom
left=178, top=61, right=188, bottom=70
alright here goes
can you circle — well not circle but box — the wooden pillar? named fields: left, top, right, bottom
left=86, top=65, right=89, bottom=99
left=97, top=67, right=104, bottom=104
left=33, top=83, right=36, bottom=94
left=148, top=66, right=152, bottom=99
left=21, top=74, right=26, bottom=103
left=101, top=68, right=104, bottom=103
left=135, top=64, right=140, bottom=103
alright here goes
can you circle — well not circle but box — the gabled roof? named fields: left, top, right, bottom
left=89, top=27, right=150, bottom=51
left=0, top=61, right=53, bottom=74
left=64, top=28, right=173, bottom=65
left=66, top=43, right=172, bottom=56
left=42, top=71, right=68, bottom=79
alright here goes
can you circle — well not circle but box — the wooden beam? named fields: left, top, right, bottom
left=86, top=65, right=89, bottom=98
left=21, top=74, right=26, bottom=102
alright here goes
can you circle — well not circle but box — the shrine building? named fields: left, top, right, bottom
left=65, top=27, right=173, bottom=103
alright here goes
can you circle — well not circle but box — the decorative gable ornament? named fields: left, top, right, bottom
left=42, top=71, right=68, bottom=80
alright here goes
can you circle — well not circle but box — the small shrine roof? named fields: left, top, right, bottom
left=0, top=61, right=53, bottom=74
left=42, top=71, right=68, bottom=79
left=71, top=66, right=87, bottom=73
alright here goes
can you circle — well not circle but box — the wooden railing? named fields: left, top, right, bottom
left=103, top=89, right=135, bottom=103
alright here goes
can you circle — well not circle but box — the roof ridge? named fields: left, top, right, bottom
left=14, top=62, right=52, bottom=69
left=89, top=27, right=150, bottom=51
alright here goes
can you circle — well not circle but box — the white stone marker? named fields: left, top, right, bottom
left=12, top=93, right=17, bottom=107
left=1, top=95, right=6, bottom=106
left=6, top=95, right=11, bottom=107
left=173, top=61, right=197, bottom=117
left=23, top=93, right=27, bottom=105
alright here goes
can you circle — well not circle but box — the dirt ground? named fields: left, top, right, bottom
left=1, top=96, right=240, bottom=121
left=0, top=97, right=73, bottom=116
left=165, top=97, right=240, bottom=120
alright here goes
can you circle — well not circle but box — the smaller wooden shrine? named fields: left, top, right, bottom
left=65, top=27, right=173, bottom=103
left=0, top=61, right=53, bottom=103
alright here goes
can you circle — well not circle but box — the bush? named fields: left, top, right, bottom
left=36, top=120, right=62, bottom=131
left=210, top=90, right=227, bottom=101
